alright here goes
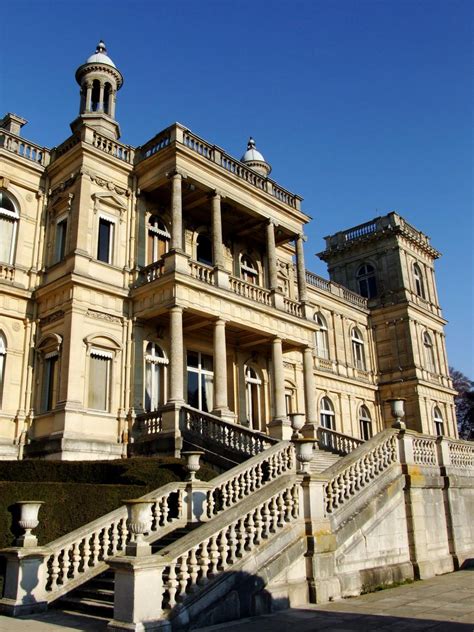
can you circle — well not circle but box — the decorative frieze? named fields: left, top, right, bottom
left=86, top=309, right=122, bottom=324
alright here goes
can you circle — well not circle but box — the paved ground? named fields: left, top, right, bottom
left=0, top=568, right=472, bottom=631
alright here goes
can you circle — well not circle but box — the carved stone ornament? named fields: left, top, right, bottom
left=49, top=173, right=79, bottom=199
left=40, top=310, right=65, bottom=325
left=82, top=168, right=129, bottom=197
left=87, top=309, right=122, bottom=324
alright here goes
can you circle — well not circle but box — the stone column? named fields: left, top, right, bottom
left=211, top=192, right=223, bottom=268
left=295, top=233, right=308, bottom=303
left=213, top=318, right=229, bottom=416
left=85, top=82, right=93, bottom=112
left=268, top=337, right=291, bottom=439
left=303, top=346, right=318, bottom=434
left=266, top=219, right=278, bottom=290
left=170, top=172, right=183, bottom=251
left=168, top=306, right=184, bottom=403
left=110, top=90, right=117, bottom=118
left=98, top=82, right=105, bottom=112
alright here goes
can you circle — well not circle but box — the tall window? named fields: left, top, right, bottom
left=0, top=333, right=6, bottom=408
left=359, top=405, right=372, bottom=440
left=285, top=382, right=295, bottom=416
left=147, top=216, right=170, bottom=264
left=245, top=365, right=262, bottom=429
left=196, top=233, right=213, bottom=266
left=187, top=351, right=214, bottom=412
left=320, top=397, right=335, bottom=430
left=0, top=191, right=19, bottom=265
left=423, top=332, right=436, bottom=373
left=240, top=254, right=259, bottom=284
left=314, top=313, right=329, bottom=359
left=351, top=328, right=366, bottom=370
left=357, top=263, right=377, bottom=298
left=413, top=263, right=426, bottom=298
left=433, top=406, right=444, bottom=436
left=41, top=352, right=59, bottom=412
left=54, top=216, right=68, bottom=263
left=88, top=348, right=112, bottom=411
left=145, top=343, right=168, bottom=411
left=97, top=217, right=114, bottom=264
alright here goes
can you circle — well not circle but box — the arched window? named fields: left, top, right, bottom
left=423, top=332, right=436, bottom=373
left=0, top=333, right=6, bottom=408
left=314, top=313, right=329, bottom=360
left=145, top=343, right=168, bottom=411
left=245, top=365, right=262, bottom=430
left=433, top=406, right=444, bottom=436
left=240, top=254, right=259, bottom=285
left=413, top=263, right=425, bottom=299
left=357, top=263, right=377, bottom=298
left=0, top=191, right=19, bottom=265
left=320, top=396, right=335, bottom=430
left=147, top=215, right=170, bottom=264
left=91, top=79, right=101, bottom=112
left=103, top=82, right=112, bottom=115
left=359, top=405, right=372, bottom=440
left=196, top=233, right=213, bottom=266
left=351, top=328, right=366, bottom=370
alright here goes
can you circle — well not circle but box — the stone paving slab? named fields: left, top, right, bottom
left=0, top=569, right=472, bottom=631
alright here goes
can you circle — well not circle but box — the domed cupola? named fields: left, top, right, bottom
left=71, top=41, right=124, bottom=140
left=240, top=137, right=271, bottom=177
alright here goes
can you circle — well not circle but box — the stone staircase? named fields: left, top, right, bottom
left=2, top=410, right=473, bottom=630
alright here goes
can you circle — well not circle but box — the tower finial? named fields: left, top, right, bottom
left=247, top=137, right=256, bottom=150
left=96, top=40, right=107, bottom=54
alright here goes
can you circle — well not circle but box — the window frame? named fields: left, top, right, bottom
left=314, top=313, right=330, bottom=360
left=186, top=350, right=214, bottom=412
left=351, top=327, right=366, bottom=370
left=433, top=406, right=444, bottom=436
left=147, top=215, right=170, bottom=265
left=196, top=233, right=213, bottom=266
left=320, top=396, right=335, bottom=430
left=359, top=405, right=373, bottom=440
left=54, top=214, right=68, bottom=263
left=144, top=342, right=168, bottom=411
left=423, top=332, right=436, bottom=373
left=0, top=333, right=6, bottom=409
left=356, top=263, right=377, bottom=299
left=413, top=263, right=426, bottom=299
left=245, top=364, right=262, bottom=430
left=240, top=253, right=259, bottom=285
left=97, top=214, right=116, bottom=264
left=88, top=347, right=113, bottom=411
left=0, top=190, right=19, bottom=266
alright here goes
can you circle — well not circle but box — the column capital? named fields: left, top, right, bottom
left=267, top=218, right=278, bottom=228
left=166, top=169, right=187, bottom=180
left=304, top=344, right=315, bottom=353
left=169, top=304, right=184, bottom=314
left=272, top=336, right=282, bottom=344
left=210, top=189, right=225, bottom=200
left=214, top=317, right=228, bottom=325
left=297, top=232, right=307, bottom=243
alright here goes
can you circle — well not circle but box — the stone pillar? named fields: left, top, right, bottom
left=168, top=306, right=184, bottom=403
left=211, top=192, right=223, bottom=268
left=213, top=318, right=229, bottom=416
left=85, top=81, right=93, bottom=112
left=295, top=233, right=308, bottom=303
left=268, top=337, right=291, bottom=439
left=302, top=346, right=318, bottom=435
left=98, top=81, right=105, bottom=112
left=110, top=90, right=117, bottom=118
left=266, top=219, right=278, bottom=291
left=0, top=548, right=49, bottom=615
left=170, top=172, right=183, bottom=251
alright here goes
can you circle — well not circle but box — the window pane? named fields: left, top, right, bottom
left=201, top=353, right=213, bottom=372
left=187, top=351, right=199, bottom=368
left=55, top=219, right=67, bottom=262
left=98, top=219, right=112, bottom=263
left=202, top=374, right=213, bottom=412
left=187, top=371, right=199, bottom=408
left=89, top=355, right=109, bottom=410
left=0, top=217, right=15, bottom=264
left=42, top=356, right=58, bottom=411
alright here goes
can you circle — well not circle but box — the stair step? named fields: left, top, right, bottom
left=74, top=586, right=114, bottom=602
left=54, top=595, right=113, bottom=618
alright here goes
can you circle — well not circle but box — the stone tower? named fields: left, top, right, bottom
left=319, top=212, right=457, bottom=436
left=70, top=40, right=123, bottom=140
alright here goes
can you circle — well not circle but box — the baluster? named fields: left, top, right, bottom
left=59, top=548, right=69, bottom=584
left=91, top=531, right=101, bottom=566
left=71, top=542, right=81, bottom=578
left=276, top=493, right=285, bottom=527
left=177, top=490, right=184, bottom=521
left=177, top=555, right=189, bottom=599
left=284, top=487, right=294, bottom=521
left=198, top=543, right=210, bottom=585
left=111, top=521, right=119, bottom=555
left=256, top=462, right=263, bottom=488
left=162, top=495, right=170, bottom=525
left=82, top=536, right=91, bottom=570
left=188, top=547, right=199, bottom=592
left=218, top=530, right=229, bottom=569
left=209, top=535, right=220, bottom=576
left=102, top=526, right=110, bottom=560
left=207, top=489, right=215, bottom=519
left=236, top=518, right=246, bottom=557
left=269, top=496, right=278, bottom=532
left=228, top=522, right=238, bottom=563
left=167, top=564, right=178, bottom=609
left=292, top=485, right=299, bottom=518
left=261, top=502, right=271, bottom=539
left=246, top=512, right=256, bottom=548
left=50, top=551, right=61, bottom=589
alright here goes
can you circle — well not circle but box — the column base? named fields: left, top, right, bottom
left=214, top=266, right=229, bottom=289
left=268, top=417, right=292, bottom=440
left=0, top=598, right=48, bottom=617
left=162, top=250, right=190, bottom=275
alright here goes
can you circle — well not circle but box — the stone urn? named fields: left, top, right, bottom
left=289, top=412, right=305, bottom=439
left=387, top=398, right=406, bottom=429
left=294, top=438, right=315, bottom=474
left=182, top=450, right=204, bottom=482
left=16, top=501, right=44, bottom=547
left=124, top=499, right=153, bottom=555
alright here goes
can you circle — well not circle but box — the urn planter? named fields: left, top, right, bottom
left=289, top=412, right=305, bottom=439
left=294, top=438, right=315, bottom=474
left=123, top=499, right=153, bottom=556
left=387, top=398, right=406, bottom=429
left=182, top=450, right=204, bottom=482
left=16, top=501, right=44, bottom=547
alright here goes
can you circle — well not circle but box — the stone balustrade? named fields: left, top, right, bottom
left=141, top=259, right=165, bottom=284
left=305, top=270, right=368, bottom=309
left=316, top=426, right=364, bottom=456
left=229, top=276, right=272, bottom=306
left=0, top=264, right=15, bottom=282
left=92, top=131, right=134, bottom=163
left=0, top=130, right=50, bottom=166
left=151, top=477, right=299, bottom=615
left=136, top=410, right=163, bottom=436
left=181, top=405, right=277, bottom=458
left=189, top=260, right=215, bottom=285
left=412, top=436, right=437, bottom=466
left=448, top=440, right=474, bottom=468
left=283, top=297, right=303, bottom=317
left=140, top=130, right=171, bottom=159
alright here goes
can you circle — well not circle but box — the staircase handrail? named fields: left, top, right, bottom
left=143, top=475, right=300, bottom=616
left=181, top=405, right=278, bottom=457
left=316, top=426, right=364, bottom=455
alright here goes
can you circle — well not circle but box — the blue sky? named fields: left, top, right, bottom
left=1, top=0, right=472, bottom=376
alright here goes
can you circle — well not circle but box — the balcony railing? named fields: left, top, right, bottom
left=306, top=270, right=368, bottom=309
left=0, top=130, right=49, bottom=166
left=189, top=261, right=215, bottom=285
left=0, top=264, right=15, bottom=282
left=229, top=276, right=272, bottom=306
left=141, top=259, right=165, bottom=283
left=283, top=297, right=302, bottom=317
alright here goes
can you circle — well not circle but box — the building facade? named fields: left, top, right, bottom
left=0, top=42, right=457, bottom=461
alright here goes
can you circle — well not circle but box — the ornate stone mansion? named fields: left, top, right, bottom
left=1, top=42, right=473, bottom=630
left=0, top=41, right=458, bottom=461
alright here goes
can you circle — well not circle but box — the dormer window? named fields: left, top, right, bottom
left=356, top=263, right=377, bottom=298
